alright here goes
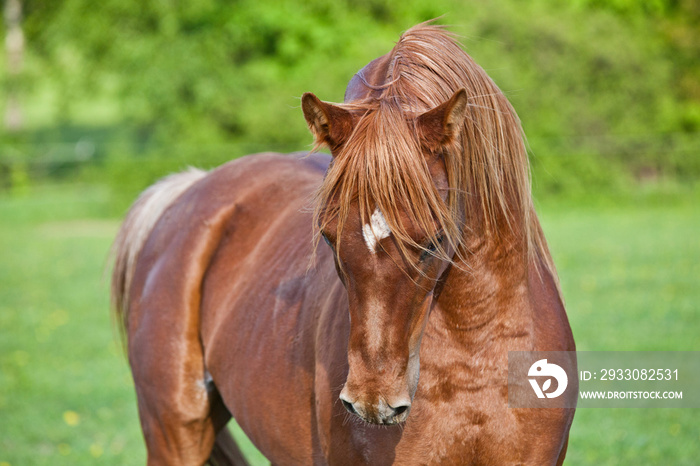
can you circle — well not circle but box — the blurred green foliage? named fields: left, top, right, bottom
left=2, top=0, right=699, bottom=209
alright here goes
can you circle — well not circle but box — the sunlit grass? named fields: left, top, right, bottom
left=540, top=200, right=700, bottom=465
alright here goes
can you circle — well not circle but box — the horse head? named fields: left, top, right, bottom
left=302, top=90, right=468, bottom=424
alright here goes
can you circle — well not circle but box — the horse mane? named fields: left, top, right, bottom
left=314, top=23, right=555, bottom=276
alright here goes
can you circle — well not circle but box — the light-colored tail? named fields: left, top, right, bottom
left=110, top=168, right=207, bottom=339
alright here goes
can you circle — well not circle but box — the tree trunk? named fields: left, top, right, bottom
left=4, top=0, right=24, bottom=132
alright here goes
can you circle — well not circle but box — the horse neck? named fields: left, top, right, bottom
left=432, top=208, right=533, bottom=345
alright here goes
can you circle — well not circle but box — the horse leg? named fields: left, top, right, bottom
left=208, top=427, right=250, bottom=466
left=555, top=434, right=569, bottom=466
left=206, top=383, right=250, bottom=466
left=129, top=325, right=219, bottom=465
left=128, top=276, right=258, bottom=466
left=129, top=294, right=249, bottom=465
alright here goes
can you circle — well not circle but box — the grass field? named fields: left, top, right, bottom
left=0, top=182, right=698, bottom=465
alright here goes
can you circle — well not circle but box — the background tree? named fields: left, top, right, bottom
left=4, top=0, right=24, bottom=131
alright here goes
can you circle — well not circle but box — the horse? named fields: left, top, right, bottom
left=111, top=23, right=575, bottom=465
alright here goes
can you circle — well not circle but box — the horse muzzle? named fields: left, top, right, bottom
left=339, top=391, right=412, bottom=425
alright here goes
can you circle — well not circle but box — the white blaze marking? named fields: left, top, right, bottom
left=362, top=208, right=391, bottom=253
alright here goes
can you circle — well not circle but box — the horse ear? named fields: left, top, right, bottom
left=416, top=89, right=468, bottom=150
left=302, top=93, right=354, bottom=153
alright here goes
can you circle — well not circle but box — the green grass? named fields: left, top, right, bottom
left=0, top=185, right=142, bottom=464
left=0, top=183, right=697, bottom=465
left=540, top=199, right=700, bottom=465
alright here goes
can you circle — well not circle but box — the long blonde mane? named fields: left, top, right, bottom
left=314, top=23, right=552, bottom=273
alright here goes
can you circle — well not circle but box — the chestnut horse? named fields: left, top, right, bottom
left=112, top=24, right=575, bottom=465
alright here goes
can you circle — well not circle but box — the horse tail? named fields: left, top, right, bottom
left=110, top=168, right=207, bottom=342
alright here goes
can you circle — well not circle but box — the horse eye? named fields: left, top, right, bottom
left=321, top=233, right=333, bottom=247
left=424, top=234, right=445, bottom=256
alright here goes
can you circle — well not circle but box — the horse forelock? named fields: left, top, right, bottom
left=315, top=100, right=459, bottom=266
left=314, top=22, right=554, bottom=275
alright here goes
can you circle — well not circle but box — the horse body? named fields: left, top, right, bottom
left=113, top=24, right=575, bottom=465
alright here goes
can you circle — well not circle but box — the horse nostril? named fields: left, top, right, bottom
left=341, top=399, right=357, bottom=415
left=392, top=404, right=409, bottom=417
